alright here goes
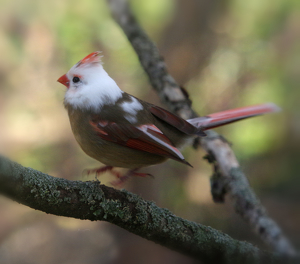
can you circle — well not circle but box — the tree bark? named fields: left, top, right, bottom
left=0, top=155, right=292, bottom=264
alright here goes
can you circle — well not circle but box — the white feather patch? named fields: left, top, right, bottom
left=121, top=96, right=143, bottom=123
left=64, top=64, right=123, bottom=111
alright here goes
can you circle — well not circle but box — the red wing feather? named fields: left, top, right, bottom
left=126, top=138, right=173, bottom=157
left=89, top=120, right=191, bottom=166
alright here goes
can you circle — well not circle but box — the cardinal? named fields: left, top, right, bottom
left=58, top=51, right=279, bottom=184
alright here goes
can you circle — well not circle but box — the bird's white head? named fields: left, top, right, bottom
left=58, top=51, right=123, bottom=111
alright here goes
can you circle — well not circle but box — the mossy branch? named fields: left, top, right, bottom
left=0, top=155, right=294, bottom=264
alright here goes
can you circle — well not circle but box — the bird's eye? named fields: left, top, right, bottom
left=72, top=76, right=80, bottom=83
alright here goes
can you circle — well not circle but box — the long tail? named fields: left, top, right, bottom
left=187, top=103, right=280, bottom=130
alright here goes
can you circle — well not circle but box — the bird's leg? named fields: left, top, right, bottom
left=84, top=165, right=114, bottom=178
left=131, top=171, right=154, bottom=178
left=111, top=169, right=153, bottom=186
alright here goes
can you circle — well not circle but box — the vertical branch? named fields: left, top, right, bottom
left=107, top=0, right=296, bottom=256
left=107, top=0, right=197, bottom=120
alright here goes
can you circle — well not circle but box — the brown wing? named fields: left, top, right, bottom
left=150, top=105, right=206, bottom=136
left=89, top=120, right=192, bottom=167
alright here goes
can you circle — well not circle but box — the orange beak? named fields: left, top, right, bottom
left=57, top=74, right=70, bottom=88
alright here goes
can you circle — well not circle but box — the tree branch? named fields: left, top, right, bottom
left=0, top=155, right=292, bottom=264
left=107, top=0, right=296, bottom=256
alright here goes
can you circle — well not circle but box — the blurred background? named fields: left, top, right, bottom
left=0, top=0, right=299, bottom=263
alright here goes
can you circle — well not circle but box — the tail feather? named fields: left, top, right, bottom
left=187, top=103, right=280, bottom=130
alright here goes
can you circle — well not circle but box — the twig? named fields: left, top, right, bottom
left=107, top=0, right=296, bottom=256
left=0, top=155, right=287, bottom=264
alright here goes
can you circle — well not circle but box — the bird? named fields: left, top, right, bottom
left=57, top=51, right=280, bottom=184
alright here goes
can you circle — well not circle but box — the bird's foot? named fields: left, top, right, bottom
left=110, top=169, right=153, bottom=186
left=84, top=166, right=153, bottom=186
